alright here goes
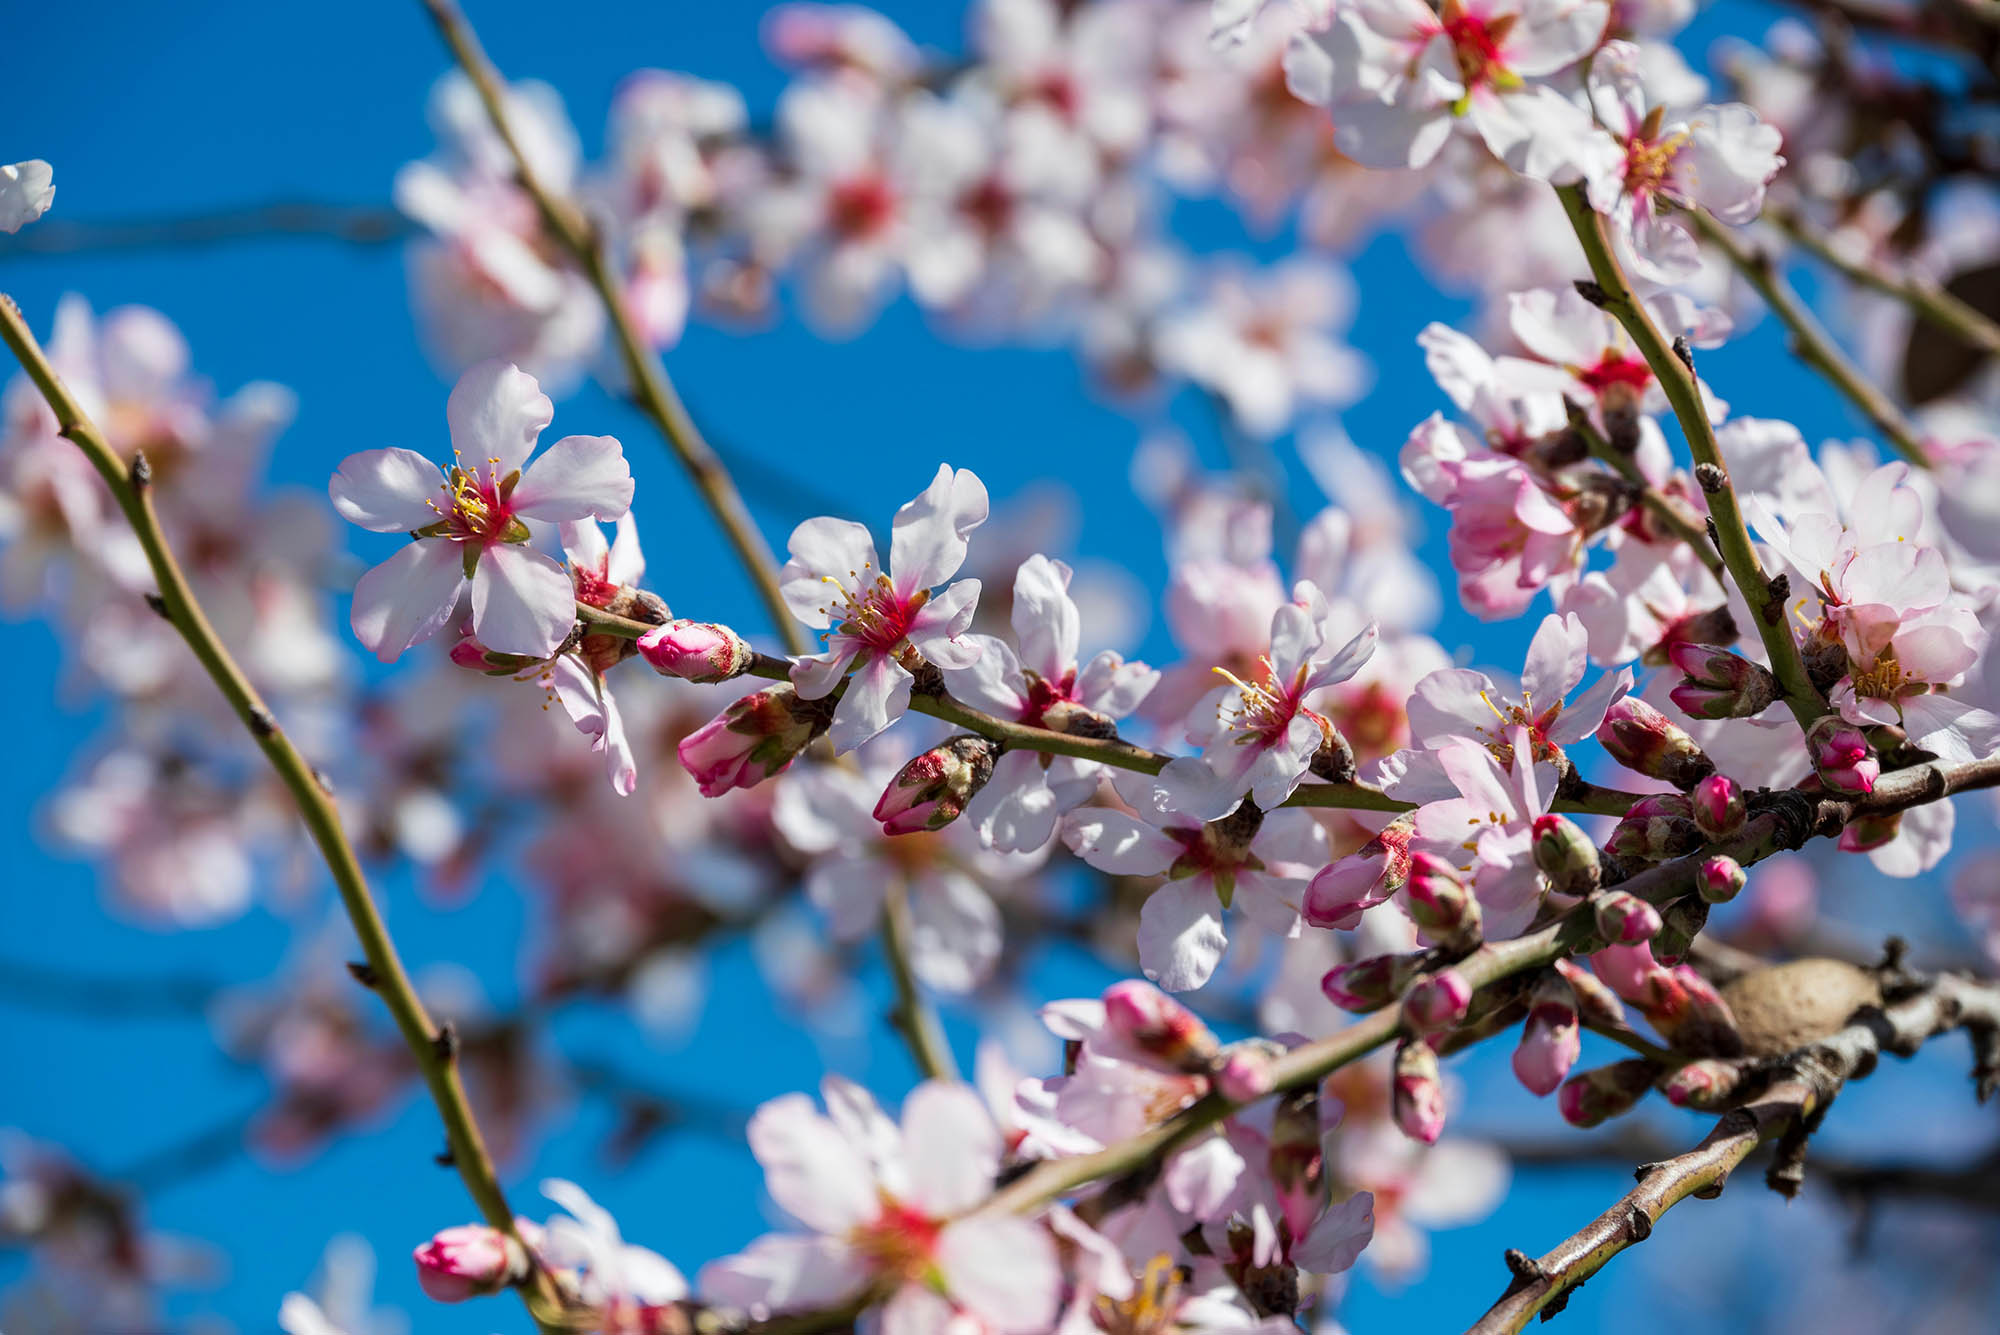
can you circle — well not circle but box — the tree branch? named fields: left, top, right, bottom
left=1768, top=206, right=2000, bottom=362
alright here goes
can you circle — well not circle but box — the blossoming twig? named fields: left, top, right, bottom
left=1554, top=185, right=1828, bottom=732
left=1562, top=401, right=1724, bottom=578
left=1686, top=207, right=1930, bottom=468
left=417, top=0, right=809, bottom=658
left=0, top=293, right=567, bottom=1335
left=1466, top=968, right=2000, bottom=1334
left=1767, top=205, right=2000, bottom=363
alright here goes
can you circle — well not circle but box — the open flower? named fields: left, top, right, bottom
left=1405, top=611, right=1631, bottom=763
left=780, top=464, right=988, bottom=752
left=330, top=361, right=632, bottom=662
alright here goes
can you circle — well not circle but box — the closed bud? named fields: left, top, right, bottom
left=677, top=685, right=832, bottom=797
left=1696, top=855, right=1746, bottom=903
left=1531, top=813, right=1601, bottom=896
left=1604, top=793, right=1704, bottom=864
left=413, top=1224, right=524, bottom=1303
left=637, top=619, right=754, bottom=682
left=1665, top=642, right=1778, bottom=719
left=1513, top=975, right=1581, bottom=1096
left=1597, top=697, right=1715, bottom=789
left=1593, top=889, right=1661, bottom=945
left=1808, top=717, right=1880, bottom=795
left=1838, top=810, right=1900, bottom=853
left=1320, top=952, right=1427, bottom=1012
left=1556, top=957, right=1626, bottom=1026
left=1214, top=1041, right=1278, bottom=1103
left=447, top=634, right=543, bottom=677
left=1404, top=851, right=1482, bottom=951
left=1102, top=980, right=1219, bottom=1073
left=1267, top=1088, right=1326, bottom=1240
left=1690, top=774, right=1746, bottom=840
left=1660, top=1058, right=1746, bottom=1109
left=1645, top=963, right=1741, bottom=1055
left=1557, top=1058, right=1657, bottom=1127
left=1034, top=698, right=1120, bottom=739
left=1304, top=818, right=1414, bottom=929
left=1392, top=1040, right=1446, bottom=1144
left=1402, top=969, right=1473, bottom=1034
left=873, top=735, right=997, bottom=835
left=1651, top=896, right=1709, bottom=966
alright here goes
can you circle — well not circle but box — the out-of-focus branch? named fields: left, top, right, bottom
left=1467, top=969, right=2000, bottom=1333
left=1769, top=207, right=2000, bottom=362
left=417, top=0, right=807, bottom=659
left=880, top=885, right=960, bottom=1082
left=0, top=200, right=412, bottom=260
left=1557, top=185, right=1828, bottom=731
left=0, top=295, right=565, bottom=1334
left=1687, top=208, right=1930, bottom=467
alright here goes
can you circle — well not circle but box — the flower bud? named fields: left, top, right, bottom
left=1690, top=774, right=1745, bottom=840
left=1696, top=855, right=1746, bottom=903
left=1401, top=969, right=1472, bottom=1035
left=1597, top=698, right=1715, bottom=789
left=1665, top=642, right=1778, bottom=720
left=1556, top=957, right=1626, bottom=1026
left=1603, top=793, right=1703, bottom=864
left=1644, top=964, right=1741, bottom=1056
left=1659, top=1058, right=1746, bottom=1110
left=1392, top=1040, right=1446, bottom=1144
left=1837, top=810, right=1900, bottom=854
left=873, top=734, right=996, bottom=835
left=1557, top=1058, right=1657, bottom=1127
left=1593, top=890, right=1661, bottom=945
left=447, top=633, right=544, bottom=676
left=1650, top=896, right=1709, bottom=966
left=1304, top=818, right=1413, bottom=929
left=637, top=620, right=753, bottom=682
left=413, top=1225, right=523, bottom=1303
left=1808, top=717, right=1879, bottom=795
left=1513, top=974, right=1581, bottom=1096
left=1034, top=698, right=1120, bottom=739
left=1320, top=952, right=1427, bottom=1012
left=1215, top=1042, right=1277, bottom=1103
left=1404, top=851, right=1482, bottom=951
left=1531, top=814, right=1601, bottom=897
left=677, top=685, right=832, bottom=797
left=1267, top=1088, right=1326, bottom=1239
left=1101, top=980, right=1219, bottom=1073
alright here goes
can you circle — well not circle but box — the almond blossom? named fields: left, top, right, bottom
left=1405, top=611, right=1632, bottom=763
left=1405, top=728, right=1554, bottom=938
left=330, top=361, right=633, bottom=662
left=530, top=1179, right=689, bottom=1330
left=0, top=159, right=54, bottom=233
left=699, top=1078, right=1061, bottom=1331
left=780, top=463, right=988, bottom=753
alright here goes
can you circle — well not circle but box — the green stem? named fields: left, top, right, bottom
left=880, top=884, right=960, bottom=1082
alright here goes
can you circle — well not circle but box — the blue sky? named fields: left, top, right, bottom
left=2, top=2, right=1992, bottom=1332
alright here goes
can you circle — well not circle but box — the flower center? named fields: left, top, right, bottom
left=1213, top=656, right=1311, bottom=745
left=850, top=1197, right=943, bottom=1283
left=1849, top=647, right=1909, bottom=701
left=827, top=174, right=898, bottom=240
left=1436, top=0, right=1519, bottom=94
left=819, top=567, right=923, bottom=651
left=1622, top=129, right=1690, bottom=201
left=1094, top=1253, right=1187, bottom=1335
left=1576, top=352, right=1652, bottom=397
left=428, top=451, right=521, bottom=544
left=1020, top=668, right=1080, bottom=728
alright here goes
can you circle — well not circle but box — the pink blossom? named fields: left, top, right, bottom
left=412, top=1225, right=520, bottom=1303
left=1401, top=420, right=1581, bottom=618
left=1512, top=975, right=1579, bottom=1095
left=532, top=1179, right=687, bottom=1326
left=1408, top=730, right=1554, bottom=938
left=1406, top=611, right=1632, bottom=763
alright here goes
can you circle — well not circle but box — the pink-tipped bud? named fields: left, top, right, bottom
left=1513, top=974, right=1581, bottom=1096
left=1651, top=896, right=1708, bottom=966
left=1102, top=980, right=1219, bottom=1073
left=413, top=1225, right=523, bottom=1303
left=637, top=620, right=754, bottom=682
left=447, top=633, right=543, bottom=676
left=1215, top=1043, right=1276, bottom=1103
left=1808, top=717, right=1880, bottom=795
left=1597, top=698, right=1715, bottom=790
left=1644, top=965, right=1741, bottom=1055
left=677, top=685, right=832, bottom=797
left=1401, top=969, right=1472, bottom=1035
left=1660, top=1058, right=1746, bottom=1109
left=1838, top=810, right=1900, bottom=854
left=1697, top=855, right=1746, bottom=903
left=1404, top=851, right=1482, bottom=950
left=1392, top=1040, right=1446, bottom=1144
left=1690, top=774, right=1745, bottom=840
left=1303, top=818, right=1414, bottom=929
left=1665, top=642, right=1778, bottom=720
left=1320, top=952, right=1427, bottom=1012
left=1593, top=890, right=1662, bottom=945
left=1268, top=1088, right=1327, bottom=1239
left=1555, top=957, right=1626, bottom=1026
left=872, top=734, right=996, bottom=835
left=1531, top=814, right=1601, bottom=897
left=1604, top=793, right=1703, bottom=864
left=1557, top=1058, right=1656, bottom=1127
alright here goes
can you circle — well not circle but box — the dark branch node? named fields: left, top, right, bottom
left=1693, top=462, right=1726, bottom=493
left=345, top=960, right=379, bottom=989
left=1625, top=1206, right=1653, bottom=1242
left=1672, top=336, right=1694, bottom=370
left=128, top=451, right=152, bottom=488
left=1504, top=1248, right=1544, bottom=1282
left=1573, top=279, right=1611, bottom=308
left=434, top=1147, right=456, bottom=1168
left=247, top=707, right=277, bottom=738
left=432, top=1020, right=460, bottom=1063
left=142, top=592, right=170, bottom=620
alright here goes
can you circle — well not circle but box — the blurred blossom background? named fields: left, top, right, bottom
left=1, top=1, right=1998, bottom=1332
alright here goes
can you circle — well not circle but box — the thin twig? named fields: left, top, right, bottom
left=1769, top=207, right=2000, bottom=361
left=0, top=200, right=412, bottom=260
left=1564, top=402, right=1724, bottom=577
left=880, top=884, right=960, bottom=1082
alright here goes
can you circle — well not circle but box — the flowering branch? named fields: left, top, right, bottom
left=1767, top=206, right=2000, bottom=364
left=1466, top=967, right=2000, bottom=1333
left=0, top=294, right=567, bottom=1334
left=1685, top=207, right=1930, bottom=468
left=1562, top=401, right=1724, bottom=578
left=416, top=0, right=809, bottom=658
left=1554, top=185, right=1828, bottom=732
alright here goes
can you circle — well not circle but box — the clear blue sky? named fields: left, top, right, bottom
left=2, top=2, right=1992, bottom=1332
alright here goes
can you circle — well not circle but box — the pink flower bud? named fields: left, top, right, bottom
left=1267, top=1088, right=1326, bottom=1239
left=873, top=734, right=997, bottom=835
left=1401, top=969, right=1472, bottom=1034
left=1303, top=818, right=1413, bottom=929
left=1697, top=855, right=1746, bottom=903
left=1593, top=890, right=1661, bottom=945
left=413, top=1225, right=521, bottom=1303
left=1690, top=774, right=1745, bottom=840
left=677, top=685, right=831, bottom=797
left=1660, top=1058, right=1745, bottom=1109
left=1403, top=851, right=1481, bottom=950
left=1643, top=965, right=1741, bottom=1054
left=1556, top=957, right=1626, bottom=1026
left=1320, top=952, right=1427, bottom=1012
left=637, top=619, right=754, bottom=682
left=1665, top=642, right=1778, bottom=720
left=447, top=632, right=543, bottom=676
left=1215, top=1044, right=1276, bottom=1102
left=1513, top=975, right=1581, bottom=1096
left=1531, top=813, right=1601, bottom=896
left=1590, top=941, right=1663, bottom=1002
left=1557, top=1058, right=1656, bottom=1127
left=1597, top=698, right=1715, bottom=789
left=1392, top=1040, right=1446, bottom=1144
left=1838, top=810, right=1900, bottom=853
left=1604, top=793, right=1703, bottom=864
left=1102, top=980, right=1219, bottom=1072
left=1808, top=718, right=1879, bottom=795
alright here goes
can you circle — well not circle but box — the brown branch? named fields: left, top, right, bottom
left=0, top=200, right=412, bottom=260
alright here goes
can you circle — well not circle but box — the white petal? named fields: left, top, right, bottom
left=470, top=542, right=575, bottom=658
left=447, top=360, right=553, bottom=479
left=906, top=873, right=1003, bottom=994
left=697, top=1233, right=863, bottom=1315
left=1061, top=809, right=1178, bottom=875
left=828, top=653, right=913, bottom=753
left=746, top=1094, right=881, bottom=1234
left=350, top=540, right=467, bottom=662
left=510, top=434, right=634, bottom=522
left=0, top=160, right=55, bottom=233
left=329, top=448, right=447, bottom=532
left=901, top=1081, right=1002, bottom=1217
left=1137, top=880, right=1227, bottom=992
left=937, top=1214, right=1060, bottom=1334
left=781, top=517, right=880, bottom=628
left=890, top=464, right=989, bottom=594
